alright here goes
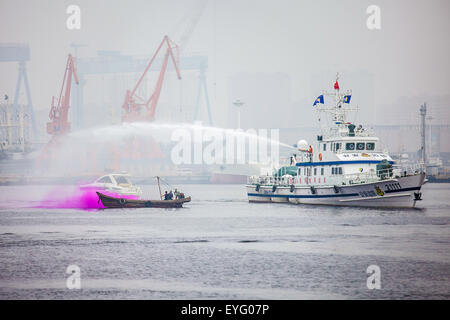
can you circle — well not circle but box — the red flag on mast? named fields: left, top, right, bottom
left=334, top=80, right=340, bottom=90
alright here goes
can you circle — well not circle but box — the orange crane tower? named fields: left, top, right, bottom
left=38, top=54, right=79, bottom=167
left=122, top=35, right=182, bottom=122
left=47, top=54, right=79, bottom=137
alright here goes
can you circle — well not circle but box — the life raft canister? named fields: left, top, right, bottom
left=319, top=153, right=323, bottom=161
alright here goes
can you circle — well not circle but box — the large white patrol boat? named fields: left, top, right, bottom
left=80, top=173, right=142, bottom=197
left=246, top=76, right=426, bottom=208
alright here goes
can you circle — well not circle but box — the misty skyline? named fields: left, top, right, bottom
left=1, top=0, right=449, bottom=132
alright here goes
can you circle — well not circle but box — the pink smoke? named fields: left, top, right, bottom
left=35, top=186, right=140, bottom=210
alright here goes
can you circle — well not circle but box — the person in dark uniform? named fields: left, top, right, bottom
left=168, top=190, right=173, bottom=200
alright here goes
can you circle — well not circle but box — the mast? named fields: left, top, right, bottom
left=420, top=103, right=427, bottom=166
left=157, top=176, right=163, bottom=200
left=315, top=73, right=356, bottom=138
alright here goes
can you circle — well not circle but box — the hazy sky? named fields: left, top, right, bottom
left=1, top=0, right=449, bottom=129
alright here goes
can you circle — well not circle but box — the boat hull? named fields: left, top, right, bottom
left=247, top=173, right=425, bottom=208
left=96, top=192, right=191, bottom=209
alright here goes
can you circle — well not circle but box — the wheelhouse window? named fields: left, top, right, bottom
left=366, top=142, right=375, bottom=150
left=98, top=176, right=112, bottom=184
left=114, top=175, right=130, bottom=185
left=346, top=142, right=355, bottom=150
left=336, top=143, right=341, bottom=151
left=323, top=144, right=326, bottom=151
left=357, top=142, right=365, bottom=150
left=321, top=168, right=324, bottom=175
left=314, top=168, right=317, bottom=175
left=338, top=167, right=343, bottom=174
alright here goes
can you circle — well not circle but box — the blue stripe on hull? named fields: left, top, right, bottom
left=248, top=186, right=420, bottom=199
left=248, top=192, right=358, bottom=199
left=295, top=160, right=394, bottom=167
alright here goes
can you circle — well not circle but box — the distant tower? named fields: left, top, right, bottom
left=419, top=103, right=427, bottom=165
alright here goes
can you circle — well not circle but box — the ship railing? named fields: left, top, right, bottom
left=330, top=172, right=380, bottom=186
left=374, top=163, right=424, bottom=181
left=247, top=174, right=295, bottom=186
left=247, top=176, right=256, bottom=184
left=324, top=128, right=374, bottom=138
left=247, top=163, right=425, bottom=186
left=275, top=175, right=294, bottom=186
left=333, top=163, right=425, bottom=186
left=338, top=131, right=373, bottom=138
left=334, top=149, right=383, bottom=154
left=391, top=163, right=425, bottom=177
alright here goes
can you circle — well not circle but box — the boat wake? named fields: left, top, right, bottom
left=34, top=186, right=139, bottom=210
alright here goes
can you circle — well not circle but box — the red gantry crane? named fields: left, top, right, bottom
left=122, top=35, right=182, bottom=122
left=47, top=54, right=79, bottom=137
left=38, top=54, right=78, bottom=167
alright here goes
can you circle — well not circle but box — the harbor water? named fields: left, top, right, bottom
left=0, top=183, right=449, bottom=299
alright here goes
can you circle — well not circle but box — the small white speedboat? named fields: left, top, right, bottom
left=80, top=173, right=142, bottom=197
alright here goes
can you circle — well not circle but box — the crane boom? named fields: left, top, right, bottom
left=172, top=0, right=208, bottom=53
left=47, top=54, right=79, bottom=136
left=37, top=54, right=79, bottom=168
left=122, top=36, right=181, bottom=122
